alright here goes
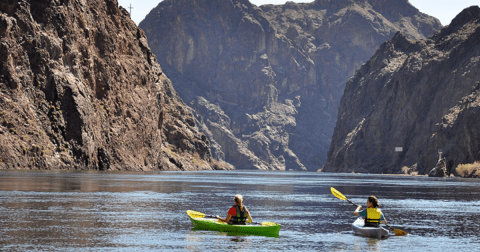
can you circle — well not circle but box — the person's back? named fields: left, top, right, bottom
left=216, top=194, right=254, bottom=225
left=228, top=204, right=249, bottom=225
left=354, top=196, right=387, bottom=227
left=364, top=207, right=383, bottom=227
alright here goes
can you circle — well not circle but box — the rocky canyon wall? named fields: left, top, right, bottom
left=0, top=0, right=228, bottom=171
left=324, top=6, right=480, bottom=175
left=140, top=0, right=441, bottom=170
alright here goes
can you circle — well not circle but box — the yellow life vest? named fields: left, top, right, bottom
left=366, top=208, right=382, bottom=223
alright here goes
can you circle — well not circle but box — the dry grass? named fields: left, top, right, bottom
left=191, top=152, right=205, bottom=167
left=210, top=158, right=232, bottom=170
left=401, top=166, right=418, bottom=176
left=456, top=162, right=480, bottom=177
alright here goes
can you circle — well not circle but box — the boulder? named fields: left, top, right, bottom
left=428, top=157, right=447, bottom=177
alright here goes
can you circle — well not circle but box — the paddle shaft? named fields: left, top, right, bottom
left=188, top=210, right=276, bottom=226
left=345, top=198, right=359, bottom=207
left=208, top=213, right=264, bottom=225
left=384, top=223, right=395, bottom=230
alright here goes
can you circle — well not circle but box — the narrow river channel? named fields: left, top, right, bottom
left=0, top=170, right=479, bottom=251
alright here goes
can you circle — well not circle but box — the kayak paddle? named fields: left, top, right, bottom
left=186, top=210, right=277, bottom=226
left=330, top=187, right=408, bottom=236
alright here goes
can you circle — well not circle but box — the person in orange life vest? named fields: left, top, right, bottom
left=216, top=194, right=253, bottom=225
left=354, top=196, right=387, bottom=227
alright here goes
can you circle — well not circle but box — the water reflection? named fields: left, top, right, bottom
left=351, top=236, right=383, bottom=251
left=185, top=231, right=253, bottom=251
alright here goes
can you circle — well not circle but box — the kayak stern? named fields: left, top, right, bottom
left=352, top=217, right=389, bottom=239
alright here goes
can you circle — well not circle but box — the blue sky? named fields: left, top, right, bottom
left=118, top=0, right=479, bottom=27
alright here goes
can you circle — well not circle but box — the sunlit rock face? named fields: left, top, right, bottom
left=140, top=0, right=440, bottom=170
left=324, top=6, right=480, bottom=175
left=0, top=0, right=230, bottom=171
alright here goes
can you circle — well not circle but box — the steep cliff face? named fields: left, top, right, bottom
left=0, top=0, right=227, bottom=171
left=324, top=6, right=480, bottom=175
left=140, top=0, right=440, bottom=170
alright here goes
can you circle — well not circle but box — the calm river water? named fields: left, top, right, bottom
left=0, top=170, right=479, bottom=251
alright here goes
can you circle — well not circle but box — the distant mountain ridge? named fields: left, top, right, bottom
left=140, top=0, right=441, bottom=170
left=324, top=6, right=480, bottom=175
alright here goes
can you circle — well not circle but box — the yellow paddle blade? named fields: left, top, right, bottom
left=331, top=187, right=347, bottom=201
left=261, top=221, right=278, bottom=226
left=385, top=223, right=408, bottom=236
left=187, top=210, right=206, bottom=218
left=393, top=228, right=408, bottom=236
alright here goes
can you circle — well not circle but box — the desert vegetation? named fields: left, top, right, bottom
left=455, top=162, right=480, bottom=178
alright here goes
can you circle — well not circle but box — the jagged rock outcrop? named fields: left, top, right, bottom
left=428, top=156, right=447, bottom=177
left=140, top=0, right=440, bottom=170
left=324, top=6, right=480, bottom=175
left=0, top=0, right=231, bottom=171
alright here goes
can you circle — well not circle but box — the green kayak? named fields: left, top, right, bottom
left=187, top=210, right=281, bottom=237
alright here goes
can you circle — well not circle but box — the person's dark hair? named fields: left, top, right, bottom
left=368, top=196, right=379, bottom=208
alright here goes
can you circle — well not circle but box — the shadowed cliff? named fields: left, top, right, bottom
left=324, top=6, right=480, bottom=175
left=140, top=0, right=440, bottom=170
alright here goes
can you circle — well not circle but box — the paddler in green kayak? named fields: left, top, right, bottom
left=354, top=196, right=387, bottom=227
left=216, top=194, right=254, bottom=225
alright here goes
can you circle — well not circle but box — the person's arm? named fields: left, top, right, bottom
left=217, top=207, right=235, bottom=223
left=380, top=214, right=387, bottom=224
left=246, top=211, right=253, bottom=223
left=216, top=214, right=232, bottom=223
left=354, top=205, right=362, bottom=216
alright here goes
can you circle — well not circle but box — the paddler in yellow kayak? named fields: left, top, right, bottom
left=354, top=196, right=387, bottom=227
left=216, top=194, right=254, bottom=225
